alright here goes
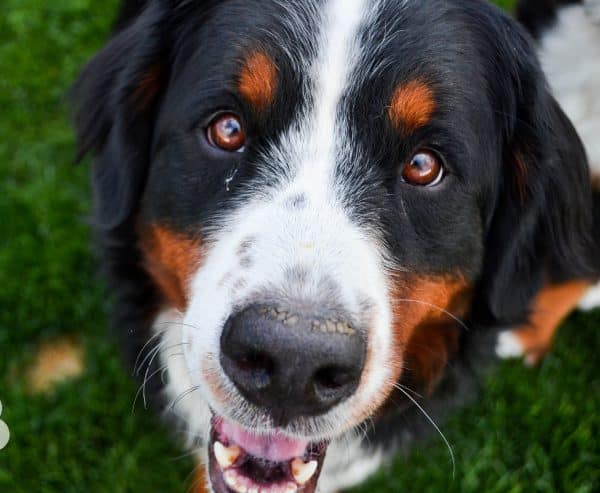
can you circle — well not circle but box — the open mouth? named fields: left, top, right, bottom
left=208, top=416, right=328, bottom=493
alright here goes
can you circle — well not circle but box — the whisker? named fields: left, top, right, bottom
left=186, top=461, right=205, bottom=493
left=142, top=341, right=173, bottom=409
left=393, top=298, right=471, bottom=332
left=131, top=365, right=166, bottom=414
left=393, top=382, right=456, bottom=479
left=135, top=341, right=163, bottom=377
left=171, top=385, right=202, bottom=411
left=133, top=327, right=169, bottom=375
left=169, top=447, right=202, bottom=463
left=395, top=381, right=424, bottom=399
left=139, top=343, right=191, bottom=410
left=138, top=341, right=191, bottom=377
left=132, top=362, right=168, bottom=413
left=131, top=342, right=164, bottom=412
left=154, top=320, right=204, bottom=332
left=357, top=419, right=372, bottom=447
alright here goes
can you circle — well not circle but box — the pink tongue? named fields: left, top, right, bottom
left=218, top=418, right=309, bottom=463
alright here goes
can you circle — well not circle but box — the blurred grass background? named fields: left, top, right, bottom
left=0, top=0, right=598, bottom=492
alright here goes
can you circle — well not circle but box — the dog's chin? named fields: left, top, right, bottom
left=208, top=415, right=328, bottom=493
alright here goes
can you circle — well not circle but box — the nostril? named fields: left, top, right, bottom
left=313, top=366, right=356, bottom=401
left=236, top=351, right=274, bottom=375
left=233, top=351, right=274, bottom=390
left=314, top=366, right=349, bottom=390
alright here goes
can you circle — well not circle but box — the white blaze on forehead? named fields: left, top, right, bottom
left=311, top=0, right=369, bottom=150
left=290, top=0, right=371, bottom=196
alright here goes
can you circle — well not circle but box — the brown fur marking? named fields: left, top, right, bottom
left=139, top=225, right=203, bottom=311
left=389, top=80, right=436, bottom=133
left=391, top=275, right=470, bottom=393
left=404, top=322, right=461, bottom=393
left=511, top=280, right=591, bottom=365
left=238, top=51, right=278, bottom=111
left=352, top=275, right=469, bottom=425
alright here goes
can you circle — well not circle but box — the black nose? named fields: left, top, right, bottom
left=220, top=305, right=365, bottom=424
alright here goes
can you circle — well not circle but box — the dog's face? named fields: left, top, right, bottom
left=75, top=1, right=593, bottom=492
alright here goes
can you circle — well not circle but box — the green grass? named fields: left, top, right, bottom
left=0, top=1, right=598, bottom=492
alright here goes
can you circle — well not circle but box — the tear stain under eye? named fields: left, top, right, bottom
left=225, top=167, right=239, bottom=192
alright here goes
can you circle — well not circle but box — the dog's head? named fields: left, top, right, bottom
left=74, top=1, right=593, bottom=491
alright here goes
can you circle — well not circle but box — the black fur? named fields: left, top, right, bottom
left=593, top=191, right=600, bottom=272
left=516, top=0, right=582, bottom=38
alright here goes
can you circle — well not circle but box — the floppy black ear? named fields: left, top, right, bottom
left=73, top=1, right=170, bottom=231
left=115, top=0, right=151, bottom=30
left=475, top=16, right=595, bottom=325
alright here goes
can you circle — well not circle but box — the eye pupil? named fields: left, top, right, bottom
left=207, top=113, right=246, bottom=152
left=401, top=150, right=443, bottom=186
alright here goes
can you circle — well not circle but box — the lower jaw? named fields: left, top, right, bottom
left=207, top=416, right=328, bottom=493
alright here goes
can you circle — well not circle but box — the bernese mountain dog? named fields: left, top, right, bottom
left=72, top=0, right=600, bottom=491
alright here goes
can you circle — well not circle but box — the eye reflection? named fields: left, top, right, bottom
left=207, top=113, right=246, bottom=152
left=400, top=150, right=444, bottom=187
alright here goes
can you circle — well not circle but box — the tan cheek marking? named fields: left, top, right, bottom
left=390, top=274, right=469, bottom=349
left=139, top=225, right=203, bottom=311
left=350, top=275, right=469, bottom=425
left=403, top=320, right=461, bottom=393
left=402, top=277, right=471, bottom=392
left=389, top=80, right=436, bottom=133
left=238, top=51, right=278, bottom=111
left=26, top=338, right=85, bottom=394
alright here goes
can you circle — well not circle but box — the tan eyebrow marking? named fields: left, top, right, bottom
left=388, top=80, right=436, bottom=133
left=238, top=50, right=278, bottom=111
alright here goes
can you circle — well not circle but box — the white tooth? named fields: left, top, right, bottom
left=224, top=470, right=237, bottom=488
left=214, top=441, right=242, bottom=470
left=290, top=458, right=318, bottom=485
left=283, top=483, right=299, bottom=493
left=223, top=470, right=248, bottom=493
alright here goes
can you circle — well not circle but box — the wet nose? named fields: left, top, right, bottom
left=220, top=304, right=365, bottom=424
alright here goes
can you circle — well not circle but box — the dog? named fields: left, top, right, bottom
left=73, top=0, right=600, bottom=492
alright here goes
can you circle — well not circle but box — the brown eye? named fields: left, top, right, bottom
left=401, top=150, right=444, bottom=187
left=207, top=113, right=246, bottom=152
